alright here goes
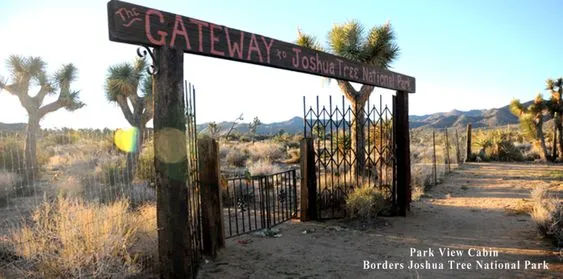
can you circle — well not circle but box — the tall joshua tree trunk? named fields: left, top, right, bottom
left=351, top=98, right=367, bottom=178
left=536, top=119, right=549, bottom=161
left=24, top=113, right=40, bottom=185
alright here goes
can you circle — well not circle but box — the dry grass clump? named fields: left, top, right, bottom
left=247, top=159, right=282, bottom=176
left=530, top=184, right=562, bottom=245
left=410, top=164, right=440, bottom=200
left=225, top=146, right=249, bottom=167
left=247, top=141, right=285, bottom=162
left=345, top=185, right=386, bottom=219
left=7, top=197, right=157, bottom=278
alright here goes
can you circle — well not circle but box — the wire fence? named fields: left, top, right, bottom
left=0, top=128, right=159, bottom=278
left=410, top=127, right=467, bottom=196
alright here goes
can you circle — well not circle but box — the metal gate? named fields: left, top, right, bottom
left=221, top=169, right=298, bottom=238
left=303, top=95, right=396, bottom=219
left=184, top=81, right=203, bottom=271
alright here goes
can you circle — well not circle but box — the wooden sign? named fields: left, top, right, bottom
left=107, top=0, right=416, bottom=92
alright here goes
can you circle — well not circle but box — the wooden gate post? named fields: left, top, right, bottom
left=466, top=124, right=472, bottom=162
left=154, top=46, right=192, bottom=278
left=445, top=128, right=451, bottom=173
left=198, top=136, right=225, bottom=258
left=432, top=130, right=437, bottom=185
left=455, top=129, right=461, bottom=164
left=395, top=91, right=411, bottom=217
left=300, top=137, right=317, bottom=221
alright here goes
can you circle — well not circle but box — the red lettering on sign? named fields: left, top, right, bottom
left=336, top=59, right=343, bottom=76
left=145, top=9, right=167, bottom=46
left=225, top=28, right=245, bottom=59
left=190, top=19, right=209, bottom=52
left=247, top=34, right=262, bottom=62
left=170, top=15, right=191, bottom=50
left=209, top=24, right=225, bottom=56
left=291, top=48, right=301, bottom=68
left=260, top=37, right=274, bottom=64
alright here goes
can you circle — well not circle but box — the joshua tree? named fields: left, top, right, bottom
left=104, top=58, right=153, bottom=182
left=510, top=95, right=549, bottom=161
left=248, top=116, right=261, bottom=140
left=0, top=55, right=84, bottom=182
left=297, top=20, right=400, bottom=176
left=545, top=78, right=563, bottom=161
left=207, top=122, right=221, bottom=138
left=224, top=113, right=244, bottom=140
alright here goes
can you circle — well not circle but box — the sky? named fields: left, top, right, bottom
left=1, top=0, right=563, bottom=129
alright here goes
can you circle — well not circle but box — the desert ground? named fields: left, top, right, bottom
left=197, top=162, right=563, bottom=279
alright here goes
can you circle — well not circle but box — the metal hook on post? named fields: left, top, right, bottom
left=136, top=46, right=158, bottom=75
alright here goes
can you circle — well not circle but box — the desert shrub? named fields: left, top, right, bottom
left=471, top=129, right=524, bottom=162
left=411, top=165, right=434, bottom=190
left=219, top=144, right=230, bottom=159
left=345, top=185, right=386, bottom=219
left=247, top=141, right=285, bottom=162
left=225, top=147, right=249, bottom=167
left=530, top=184, right=563, bottom=246
left=247, top=159, right=282, bottom=176
left=136, top=139, right=155, bottom=183
left=487, top=131, right=524, bottom=161
left=9, top=197, right=157, bottom=278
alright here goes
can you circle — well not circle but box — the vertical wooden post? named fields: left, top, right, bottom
left=198, top=136, right=225, bottom=258
left=455, top=129, right=461, bottom=165
left=154, top=46, right=192, bottom=278
left=445, top=128, right=451, bottom=173
left=300, top=137, right=317, bottom=221
left=432, top=130, right=437, bottom=186
left=394, top=91, right=411, bottom=217
left=466, top=124, right=472, bottom=162
left=552, top=126, right=557, bottom=159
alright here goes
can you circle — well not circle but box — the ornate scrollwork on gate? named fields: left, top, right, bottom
left=136, top=46, right=158, bottom=75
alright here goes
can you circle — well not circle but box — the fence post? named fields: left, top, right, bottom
left=455, top=129, right=461, bottom=165
left=444, top=128, right=452, bottom=173
left=300, top=137, right=317, bottom=221
left=466, top=124, right=472, bottom=162
left=153, top=45, right=192, bottom=278
left=394, top=91, right=411, bottom=216
left=432, top=130, right=437, bottom=186
left=198, top=136, right=225, bottom=258
left=292, top=169, right=298, bottom=217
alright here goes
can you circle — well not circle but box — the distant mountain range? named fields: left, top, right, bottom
left=197, top=101, right=531, bottom=134
left=0, top=122, right=26, bottom=132
left=0, top=101, right=533, bottom=134
left=408, top=100, right=533, bottom=129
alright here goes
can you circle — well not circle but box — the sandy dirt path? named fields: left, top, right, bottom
left=197, top=162, right=563, bottom=279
